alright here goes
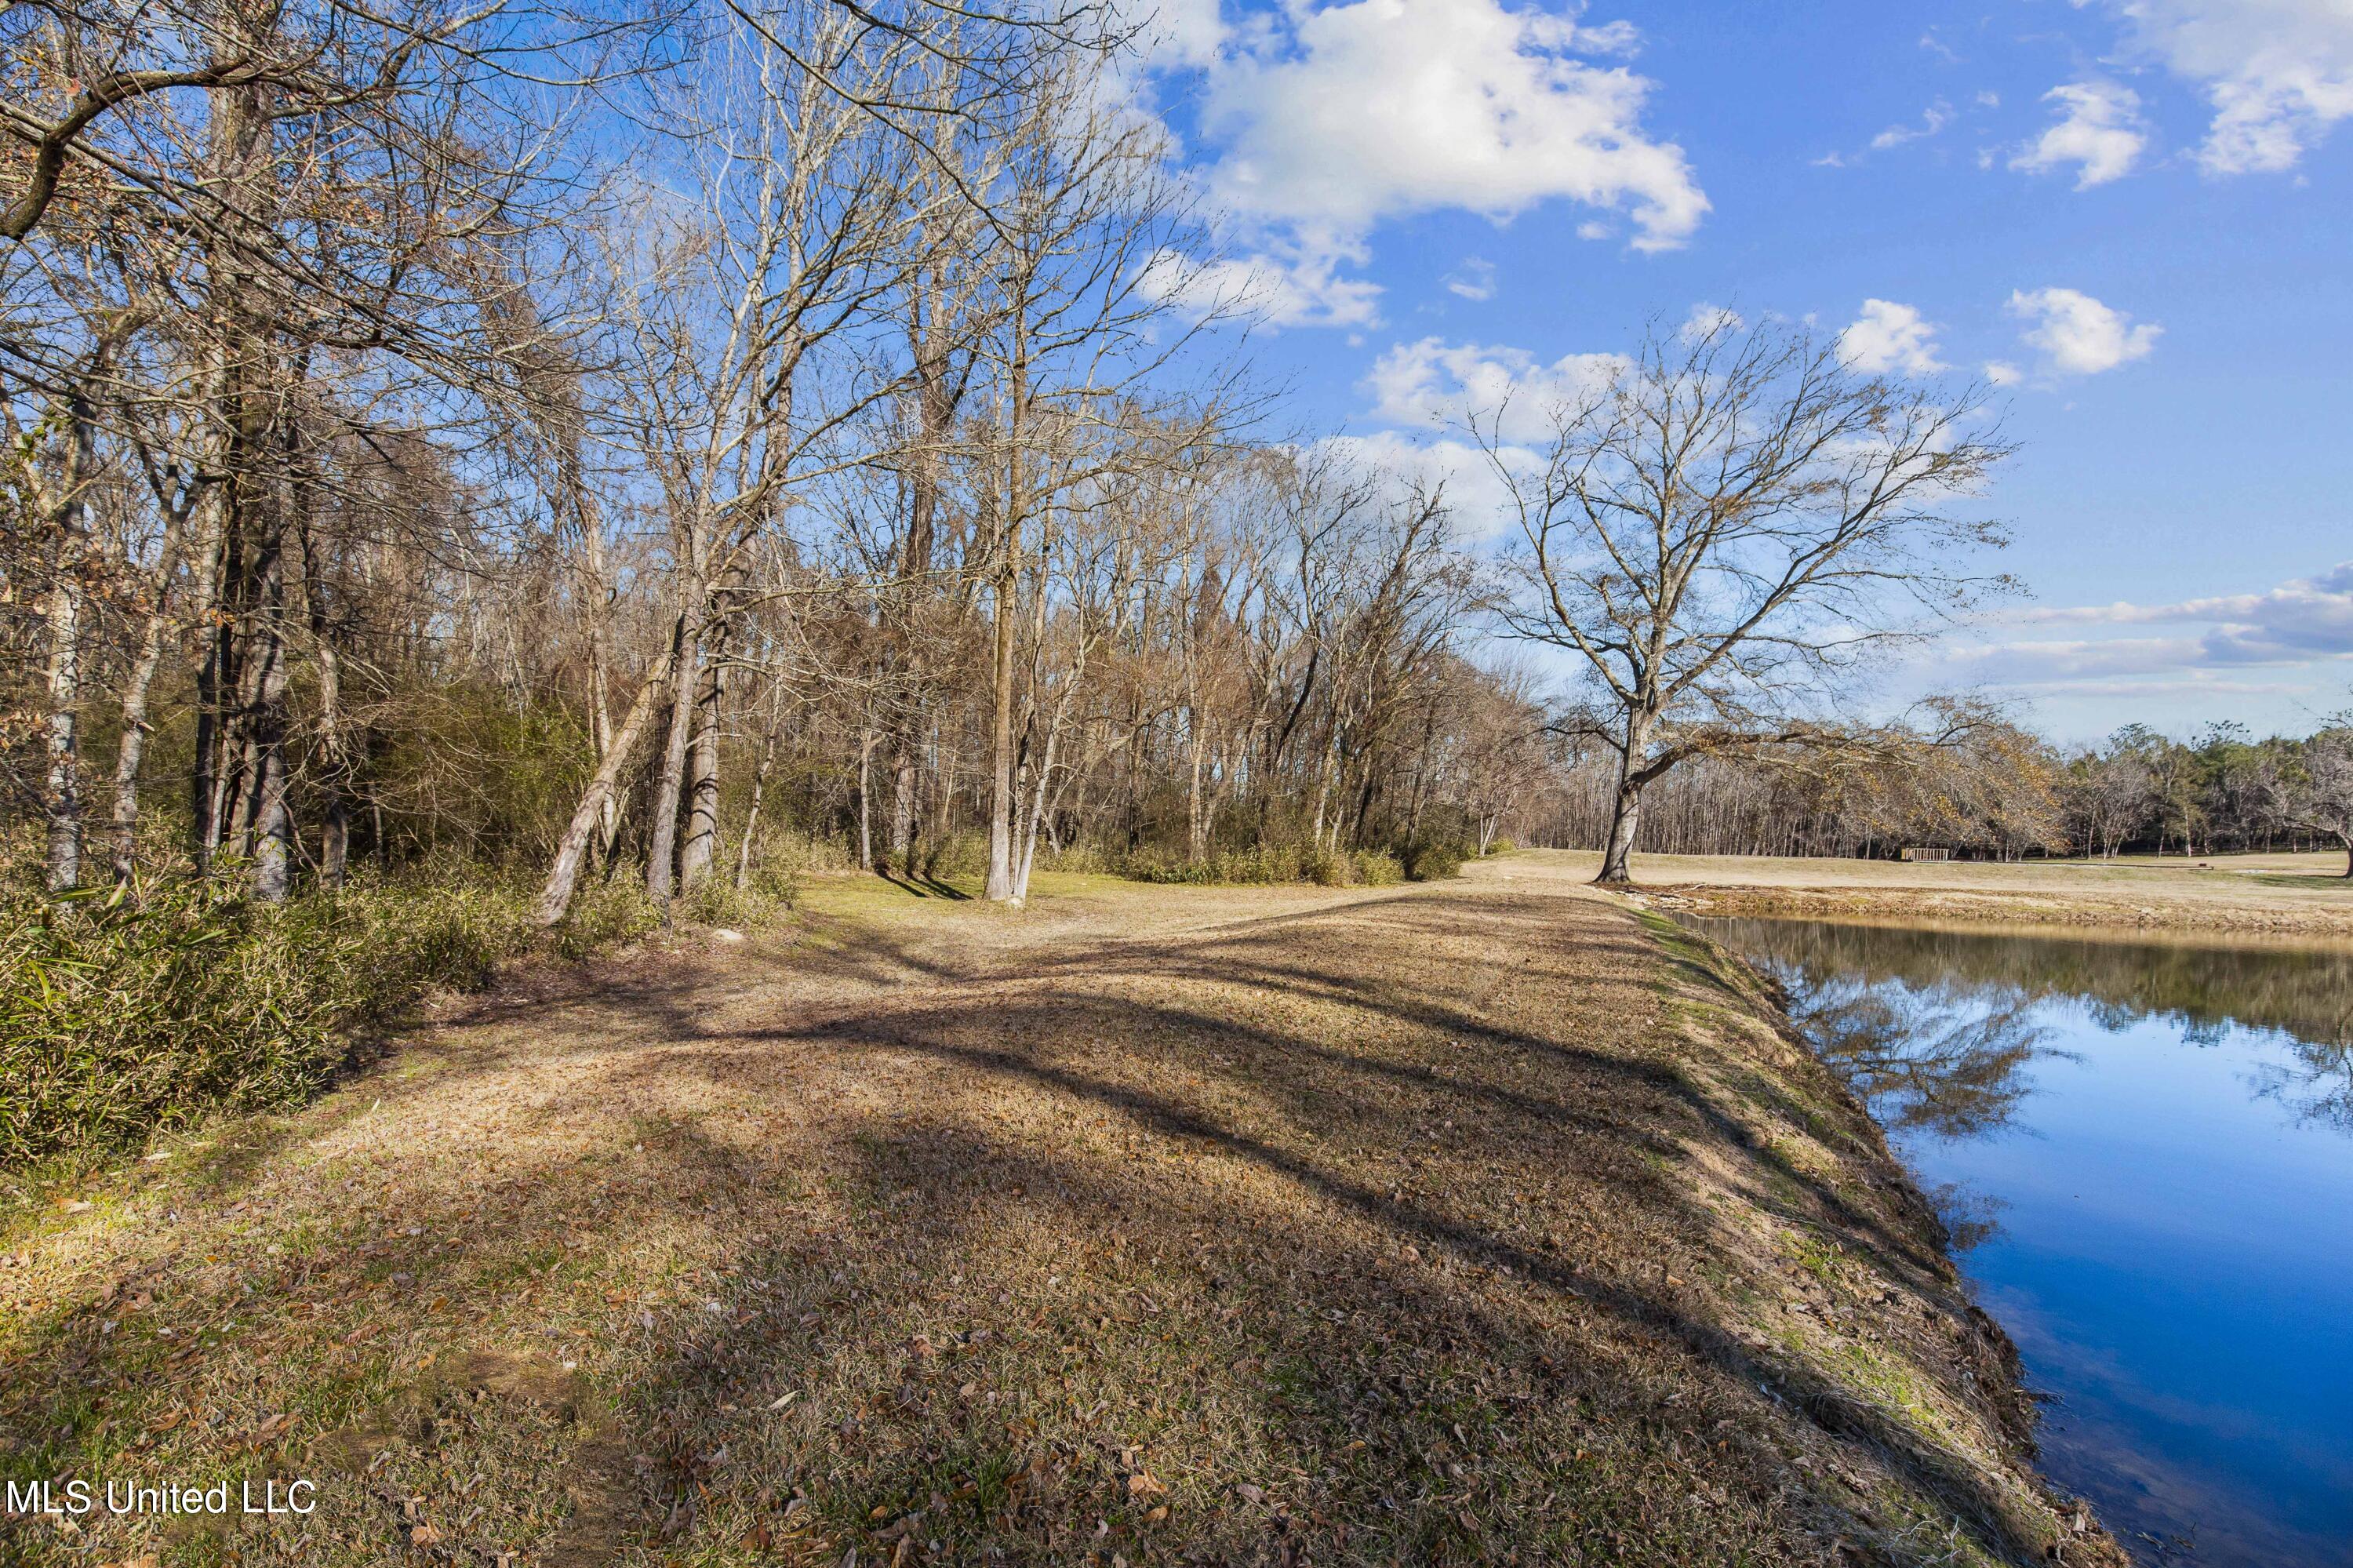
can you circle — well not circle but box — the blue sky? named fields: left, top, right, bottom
left=1131, top=0, right=2353, bottom=742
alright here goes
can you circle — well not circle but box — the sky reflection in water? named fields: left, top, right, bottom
left=1697, top=919, right=2353, bottom=1568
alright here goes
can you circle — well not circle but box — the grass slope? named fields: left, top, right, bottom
left=1, top=858, right=2118, bottom=1566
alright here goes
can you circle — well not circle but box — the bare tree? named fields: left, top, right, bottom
left=967, top=49, right=1213, bottom=903
left=2262, top=721, right=2353, bottom=877
left=1478, top=318, right=2014, bottom=883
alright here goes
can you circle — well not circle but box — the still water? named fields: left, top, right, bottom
left=1695, top=918, right=2353, bottom=1567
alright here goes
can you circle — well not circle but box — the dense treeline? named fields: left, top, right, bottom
left=1526, top=715, right=2353, bottom=871
left=1, top=0, right=1562, bottom=939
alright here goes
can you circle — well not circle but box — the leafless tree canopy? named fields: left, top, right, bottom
left=2, top=0, right=1584, bottom=913
left=1479, top=316, right=2017, bottom=881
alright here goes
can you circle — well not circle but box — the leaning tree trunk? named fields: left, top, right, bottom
left=537, top=630, right=679, bottom=926
left=1012, top=699, right=1067, bottom=903
left=733, top=710, right=782, bottom=891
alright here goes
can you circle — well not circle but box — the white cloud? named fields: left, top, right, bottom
left=1575, top=220, right=1615, bottom=240
left=1950, top=562, right=2353, bottom=691
left=2006, top=287, right=2162, bottom=375
left=1984, top=359, right=2024, bottom=386
left=2093, top=0, right=2353, bottom=173
left=1138, top=242, right=1383, bottom=329
left=1574, top=18, right=1645, bottom=56
left=1133, top=0, right=1227, bottom=68
left=2009, top=81, right=2148, bottom=188
left=1443, top=257, right=1497, bottom=301
left=1362, top=336, right=1627, bottom=442
left=1836, top=300, right=1947, bottom=377
left=1197, top=0, right=1707, bottom=257
left=1316, top=430, right=1539, bottom=544
left=1947, top=635, right=2211, bottom=683
left=1871, top=99, right=1955, bottom=150
left=2006, top=562, right=2353, bottom=662
left=1679, top=301, right=1743, bottom=342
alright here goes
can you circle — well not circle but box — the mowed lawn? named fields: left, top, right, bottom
left=0, top=857, right=2115, bottom=1567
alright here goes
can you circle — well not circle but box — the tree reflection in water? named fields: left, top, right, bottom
left=2256, top=1039, right=2353, bottom=1133
left=1697, top=916, right=2353, bottom=1141
left=1690, top=914, right=2353, bottom=1565
left=1780, top=969, right=2057, bottom=1141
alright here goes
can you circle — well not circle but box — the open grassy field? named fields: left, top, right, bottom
left=1521, top=849, right=2353, bottom=936
left=2, top=857, right=2119, bottom=1567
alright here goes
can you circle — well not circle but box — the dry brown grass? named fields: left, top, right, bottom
left=2, top=859, right=2120, bottom=1566
left=1517, top=849, right=2353, bottom=935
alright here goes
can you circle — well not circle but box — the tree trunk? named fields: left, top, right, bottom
left=36, top=396, right=100, bottom=893
left=248, top=629, right=294, bottom=900
left=986, top=286, right=1027, bottom=906
left=1596, top=711, right=1653, bottom=884
left=889, top=741, right=919, bottom=870
left=679, top=646, right=723, bottom=890
left=1013, top=720, right=1060, bottom=902
left=538, top=630, right=678, bottom=926
left=42, top=577, right=82, bottom=893
left=298, top=505, right=353, bottom=892
left=1186, top=708, right=1209, bottom=860
left=734, top=714, right=781, bottom=891
left=856, top=721, right=876, bottom=873
left=113, top=489, right=210, bottom=881
left=645, top=624, right=702, bottom=911
left=984, top=558, right=1019, bottom=901
left=111, top=606, right=168, bottom=882
left=1309, top=733, right=1337, bottom=851
left=232, top=481, right=293, bottom=899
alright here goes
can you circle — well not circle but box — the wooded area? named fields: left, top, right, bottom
left=1532, top=718, right=2353, bottom=871
left=6, top=0, right=2351, bottom=1165
left=2, top=0, right=1580, bottom=926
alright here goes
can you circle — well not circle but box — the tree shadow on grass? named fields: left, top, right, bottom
left=1, top=879, right=2093, bottom=1567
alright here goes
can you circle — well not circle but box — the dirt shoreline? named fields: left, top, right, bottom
left=3, top=857, right=2122, bottom=1566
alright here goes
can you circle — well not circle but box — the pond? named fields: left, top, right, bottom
left=1691, top=917, right=2353, bottom=1568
